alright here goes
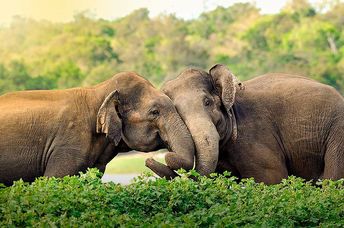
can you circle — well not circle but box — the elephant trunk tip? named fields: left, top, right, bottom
left=165, top=152, right=194, bottom=171
left=196, top=160, right=217, bottom=176
left=145, top=157, right=179, bottom=180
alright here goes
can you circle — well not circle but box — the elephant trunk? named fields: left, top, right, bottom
left=159, top=112, right=195, bottom=171
left=185, top=116, right=219, bottom=176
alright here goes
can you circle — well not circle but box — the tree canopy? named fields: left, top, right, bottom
left=0, top=0, right=343, bottom=94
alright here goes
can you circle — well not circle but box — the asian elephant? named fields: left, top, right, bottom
left=0, top=72, right=195, bottom=186
left=156, top=64, right=344, bottom=184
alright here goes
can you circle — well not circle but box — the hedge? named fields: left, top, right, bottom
left=1, top=169, right=343, bottom=227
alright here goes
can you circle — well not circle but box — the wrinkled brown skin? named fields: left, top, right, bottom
left=160, top=64, right=344, bottom=184
left=0, top=72, right=194, bottom=186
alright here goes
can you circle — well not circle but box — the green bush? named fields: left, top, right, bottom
left=1, top=169, right=343, bottom=227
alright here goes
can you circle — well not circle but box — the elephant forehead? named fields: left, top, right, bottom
left=163, top=70, right=213, bottom=97
left=121, top=82, right=162, bottom=109
left=127, top=90, right=172, bottom=113
left=173, top=90, right=207, bottom=109
left=120, top=84, right=147, bottom=105
left=147, top=94, right=176, bottom=111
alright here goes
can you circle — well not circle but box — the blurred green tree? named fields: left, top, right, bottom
left=0, top=1, right=342, bottom=94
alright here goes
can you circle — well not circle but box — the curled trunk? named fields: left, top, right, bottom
left=184, top=115, right=220, bottom=176
left=145, top=111, right=195, bottom=179
left=159, top=112, right=195, bottom=171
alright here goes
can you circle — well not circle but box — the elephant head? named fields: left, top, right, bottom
left=161, top=64, right=242, bottom=176
left=95, top=72, right=195, bottom=174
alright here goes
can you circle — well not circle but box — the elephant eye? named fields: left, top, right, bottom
left=204, top=97, right=212, bottom=106
left=150, top=109, right=160, bottom=117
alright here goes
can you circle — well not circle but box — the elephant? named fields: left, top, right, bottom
left=155, top=64, right=344, bottom=184
left=0, top=71, right=195, bottom=186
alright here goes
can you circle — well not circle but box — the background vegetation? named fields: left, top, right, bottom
left=1, top=169, right=343, bottom=227
left=105, top=152, right=165, bottom=174
left=0, top=0, right=343, bottom=95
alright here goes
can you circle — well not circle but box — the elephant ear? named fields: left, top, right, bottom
left=209, top=64, right=242, bottom=117
left=96, top=90, right=122, bottom=146
left=209, top=64, right=243, bottom=141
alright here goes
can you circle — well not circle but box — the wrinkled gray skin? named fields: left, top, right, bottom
left=0, top=72, right=194, bottom=186
left=159, top=64, right=344, bottom=184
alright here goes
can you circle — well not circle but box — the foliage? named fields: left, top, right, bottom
left=0, top=169, right=343, bottom=227
left=0, top=0, right=343, bottom=94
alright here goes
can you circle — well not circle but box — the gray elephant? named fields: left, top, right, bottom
left=154, top=64, right=344, bottom=184
left=0, top=72, right=195, bottom=186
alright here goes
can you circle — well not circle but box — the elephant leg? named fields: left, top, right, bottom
left=216, top=159, right=240, bottom=178
left=248, top=166, right=288, bottom=184
left=93, top=145, right=119, bottom=174
left=236, top=145, right=288, bottom=184
left=322, top=127, right=344, bottom=180
left=44, top=150, right=88, bottom=177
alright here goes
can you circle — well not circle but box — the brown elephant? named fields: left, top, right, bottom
left=0, top=72, right=195, bottom=186
left=155, top=64, right=344, bottom=184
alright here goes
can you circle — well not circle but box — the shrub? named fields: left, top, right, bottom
left=0, top=169, right=343, bottom=227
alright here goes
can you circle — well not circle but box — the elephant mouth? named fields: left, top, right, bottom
left=157, top=131, right=172, bottom=151
left=152, top=140, right=172, bottom=152
left=164, top=140, right=172, bottom=151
